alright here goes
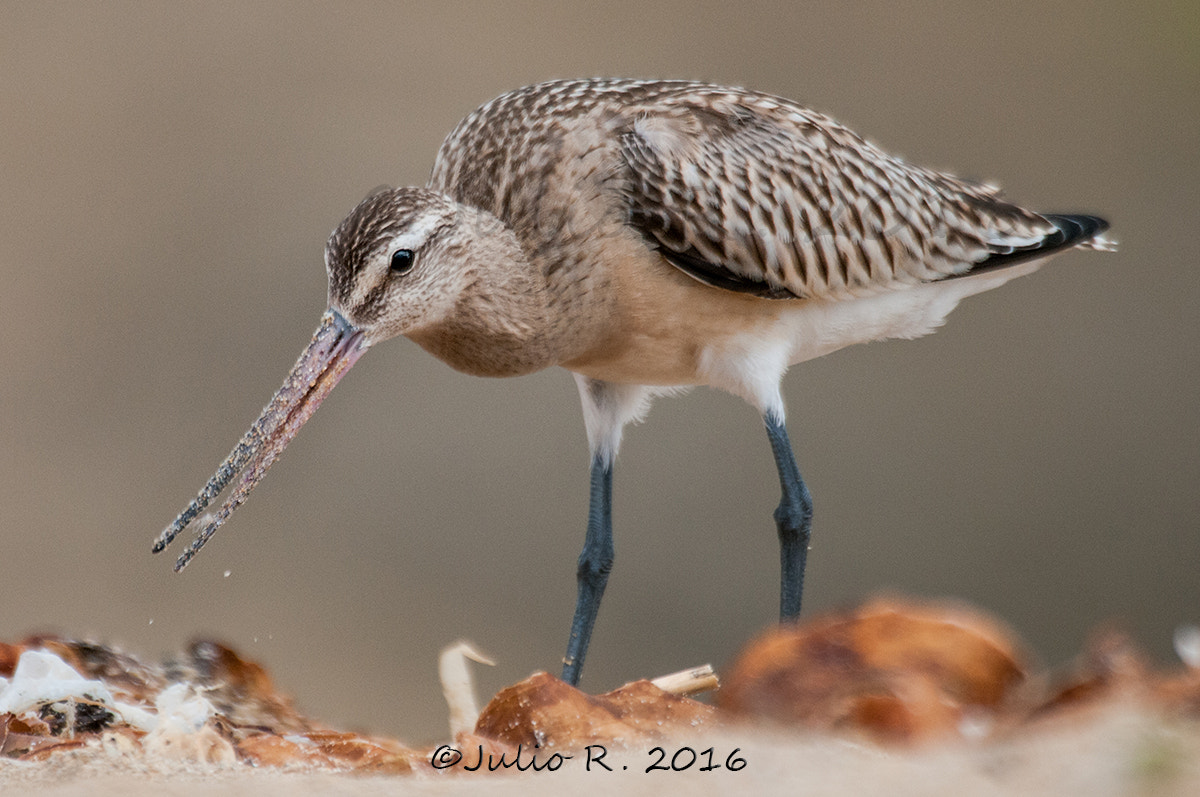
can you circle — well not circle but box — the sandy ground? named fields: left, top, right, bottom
left=5, top=602, right=1199, bottom=795
left=3, top=704, right=1199, bottom=797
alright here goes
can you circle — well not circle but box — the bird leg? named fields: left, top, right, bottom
left=561, top=456, right=614, bottom=686
left=764, top=413, right=813, bottom=620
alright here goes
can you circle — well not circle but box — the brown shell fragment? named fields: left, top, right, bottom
left=1032, top=628, right=1150, bottom=720
left=237, top=730, right=419, bottom=773
left=474, top=671, right=715, bottom=749
left=20, top=636, right=166, bottom=704
left=447, top=731, right=520, bottom=769
left=0, top=635, right=430, bottom=773
left=1033, top=627, right=1200, bottom=724
left=167, top=640, right=310, bottom=733
left=1154, top=667, right=1200, bottom=719
left=719, top=597, right=1028, bottom=744
left=0, top=643, right=20, bottom=679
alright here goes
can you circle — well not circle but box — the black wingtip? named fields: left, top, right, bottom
left=1042, top=213, right=1110, bottom=247
left=961, top=212, right=1112, bottom=276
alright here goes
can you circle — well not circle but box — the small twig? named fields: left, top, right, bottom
left=650, top=664, right=719, bottom=697
left=439, top=640, right=496, bottom=738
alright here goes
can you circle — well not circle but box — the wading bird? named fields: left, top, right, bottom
left=154, top=79, right=1112, bottom=685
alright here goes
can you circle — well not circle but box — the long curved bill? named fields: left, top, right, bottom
left=152, top=309, right=368, bottom=572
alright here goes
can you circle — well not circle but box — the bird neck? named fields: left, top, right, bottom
left=407, top=206, right=560, bottom=378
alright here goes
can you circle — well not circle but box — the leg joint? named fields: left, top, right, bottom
left=774, top=488, right=813, bottom=541
left=576, top=548, right=614, bottom=584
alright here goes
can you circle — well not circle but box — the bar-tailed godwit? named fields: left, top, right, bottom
left=154, top=79, right=1113, bottom=685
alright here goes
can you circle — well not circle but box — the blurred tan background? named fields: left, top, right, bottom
left=1, top=2, right=1196, bottom=742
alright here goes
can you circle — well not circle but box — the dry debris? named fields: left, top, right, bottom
left=720, top=597, right=1029, bottom=743
left=1, top=597, right=1198, bottom=776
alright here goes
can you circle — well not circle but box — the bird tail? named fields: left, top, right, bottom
left=965, top=213, right=1116, bottom=275
left=1045, top=213, right=1118, bottom=253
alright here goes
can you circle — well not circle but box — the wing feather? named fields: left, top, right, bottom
left=617, top=85, right=1095, bottom=300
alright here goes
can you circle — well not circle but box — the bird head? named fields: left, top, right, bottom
left=326, top=186, right=477, bottom=346
left=151, top=186, right=485, bottom=569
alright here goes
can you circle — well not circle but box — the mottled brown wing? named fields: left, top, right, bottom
left=618, top=90, right=1060, bottom=300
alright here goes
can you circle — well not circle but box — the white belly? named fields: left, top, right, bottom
left=566, top=261, right=1044, bottom=462
left=697, top=263, right=1043, bottom=415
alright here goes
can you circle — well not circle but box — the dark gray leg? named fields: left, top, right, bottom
left=764, top=413, right=813, bottom=620
left=561, top=456, right=613, bottom=685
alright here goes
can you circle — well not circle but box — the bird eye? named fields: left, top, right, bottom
left=389, top=249, right=415, bottom=275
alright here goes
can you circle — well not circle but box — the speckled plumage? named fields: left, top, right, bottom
left=430, top=78, right=1108, bottom=302
left=157, top=78, right=1113, bottom=685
